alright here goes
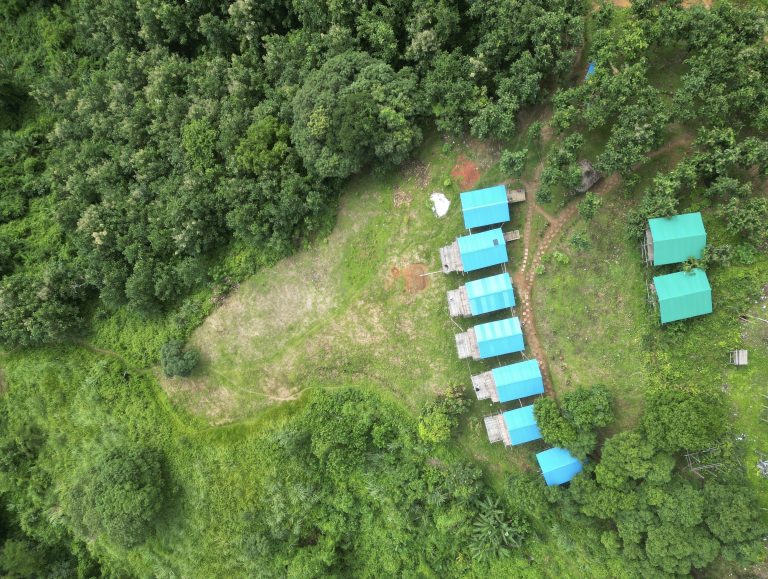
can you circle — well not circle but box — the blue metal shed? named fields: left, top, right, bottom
left=460, top=185, right=510, bottom=229
left=493, top=359, right=544, bottom=402
left=475, top=317, right=524, bottom=358
left=536, top=447, right=583, bottom=486
left=503, top=405, right=542, bottom=446
left=457, top=228, right=508, bottom=273
left=466, top=273, right=515, bottom=316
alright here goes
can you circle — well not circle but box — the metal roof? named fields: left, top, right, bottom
left=465, top=273, right=515, bottom=316
left=647, top=212, right=706, bottom=266
left=493, top=359, right=544, bottom=402
left=653, top=269, right=712, bottom=323
left=460, top=185, right=510, bottom=229
left=474, top=317, right=524, bottom=358
left=502, top=405, right=542, bottom=446
left=536, top=447, right=583, bottom=486
left=456, top=228, right=508, bottom=273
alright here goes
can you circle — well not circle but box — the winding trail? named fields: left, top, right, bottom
left=508, top=127, right=693, bottom=398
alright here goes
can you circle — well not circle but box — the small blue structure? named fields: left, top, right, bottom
left=457, top=228, right=508, bottom=273
left=503, top=405, right=542, bottom=446
left=466, top=273, right=515, bottom=315
left=460, top=185, right=510, bottom=229
left=476, top=317, right=524, bottom=358
left=536, top=447, right=583, bottom=486
left=494, top=359, right=544, bottom=402
left=585, top=62, right=596, bottom=80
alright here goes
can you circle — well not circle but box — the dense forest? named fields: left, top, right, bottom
left=1, top=0, right=767, bottom=576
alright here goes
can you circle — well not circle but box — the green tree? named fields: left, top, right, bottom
left=160, top=340, right=199, bottom=377
left=578, top=192, right=603, bottom=221
left=67, top=442, right=166, bottom=548
left=292, top=51, right=422, bottom=180
left=500, top=149, right=528, bottom=178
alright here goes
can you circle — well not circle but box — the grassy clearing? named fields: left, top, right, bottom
left=533, top=192, right=650, bottom=432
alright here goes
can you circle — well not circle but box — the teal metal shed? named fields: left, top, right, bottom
left=653, top=268, right=712, bottom=324
left=503, top=405, right=542, bottom=446
left=536, top=447, right=583, bottom=486
left=455, top=317, right=525, bottom=360
left=476, top=317, right=524, bottom=358
left=457, top=228, right=508, bottom=272
left=645, top=212, right=706, bottom=266
left=494, top=360, right=544, bottom=402
left=460, top=185, right=510, bottom=229
left=472, top=359, right=544, bottom=402
left=467, top=273, right=515, bottom=315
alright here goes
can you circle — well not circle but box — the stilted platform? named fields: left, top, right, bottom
left=507, top=189, right=526, bottom=203
left=483, top=414, right=512, bottom=446
left=455, top=328, right=480, bottom=360
left=439, top=241, right=463, bottom=273
left=447, top=286, right=471, bottom=317
left=472, top=371, right=497, bottom=402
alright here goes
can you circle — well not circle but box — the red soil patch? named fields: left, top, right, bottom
left=391, top=263, right=429, bottom=293
left=451, top=156, right=481, bottom=189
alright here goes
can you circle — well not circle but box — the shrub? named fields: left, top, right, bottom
left=160, top=340, right=200, bottom=377
left=418, top=385, right=469, bottom=444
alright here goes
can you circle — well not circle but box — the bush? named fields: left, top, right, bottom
left=418, top=385, right=469, bottom=444
left=499, top=149, right=528, bottom=178
left=160, top=340, right=200, bottom=377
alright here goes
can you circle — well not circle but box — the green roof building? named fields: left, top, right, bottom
left=653, top=268, right=712, bottom=324
left=645, top=212, right=707, bottom=266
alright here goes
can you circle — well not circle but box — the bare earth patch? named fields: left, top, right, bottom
left=391, top=263, right=429, bottom=293
left=451, top=155, right=481, bottom=189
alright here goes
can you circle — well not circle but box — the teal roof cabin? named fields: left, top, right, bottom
left=653, top=268, right=712, bottom=324
left=645, top=212, right=706, bottom=266
left=440, top=228, right=508, bottom=273
left=455, top=317, right=525, bottom=360
left=447, top=273, right=515, bottom=317
left=503, top=405, right=542, bottom=445
left=472, top=359, right=544, bottom=402
left=536, top=447, right=583, bottom=486
left=460, top=185, right=510, bottom=229
left=483, top=405, right=541, bottom=446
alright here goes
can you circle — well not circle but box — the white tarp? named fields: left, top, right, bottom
left=430, top=192, right=450, bottom=218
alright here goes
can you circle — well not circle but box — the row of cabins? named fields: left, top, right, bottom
left=644, top=212, right=713, bottom=324
left=441, top=184, right=583, bottom=486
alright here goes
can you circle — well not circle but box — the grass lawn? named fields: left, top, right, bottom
left=533, top=191, right=650, bottom=432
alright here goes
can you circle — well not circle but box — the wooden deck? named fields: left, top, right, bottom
left=504, top=230, right=521, bottom=242
left=507, top=188, right=526, bottom=203
left=472, top=371, right=498, bottom=402
left=447, top=286, right=471, bottom=317
left=455, top=328, right=480, bottom=360
left=439, top=241, right=463, bottom=273
left=483, top=414, right=512, bottom=446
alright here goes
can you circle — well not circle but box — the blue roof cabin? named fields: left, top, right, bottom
left=460, top=185, right=510, bottom=229
left=484, top=405, right=542, bottom=447
left=585, top=62, right=596, bottom=80
left=472, top=359, right=544, bottom=402
left=440, top=228, right=508, bottom=273
left=653, top=268, right=712, bottom=324
left=447, top=273, right=515, bottom=318
left=536, top=447, right=583, bottom=486
left=455, top=317, right=524, bottom=360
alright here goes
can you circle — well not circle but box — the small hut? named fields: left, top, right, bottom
left=536, top=447, right=583, bottom=486
left=460, top=185, right=511, bottom=229
left=644, top=212, right=707, bottom=266
left=454, top=317, right=524, bottom=360
left=483, top=406, right=541, bottom=447
left=439, top=228, right=508, bottom=273
left=653, top=268, right=712, bottom=324
left=729, top=350, right=748, bottom=366
left=585, top=62, right=596, bottom=80
left=447, top=273, right=515, bottom=318
left=472, top=359, right=544, bottom=402
left=575, top=160, right=602, bottom=194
